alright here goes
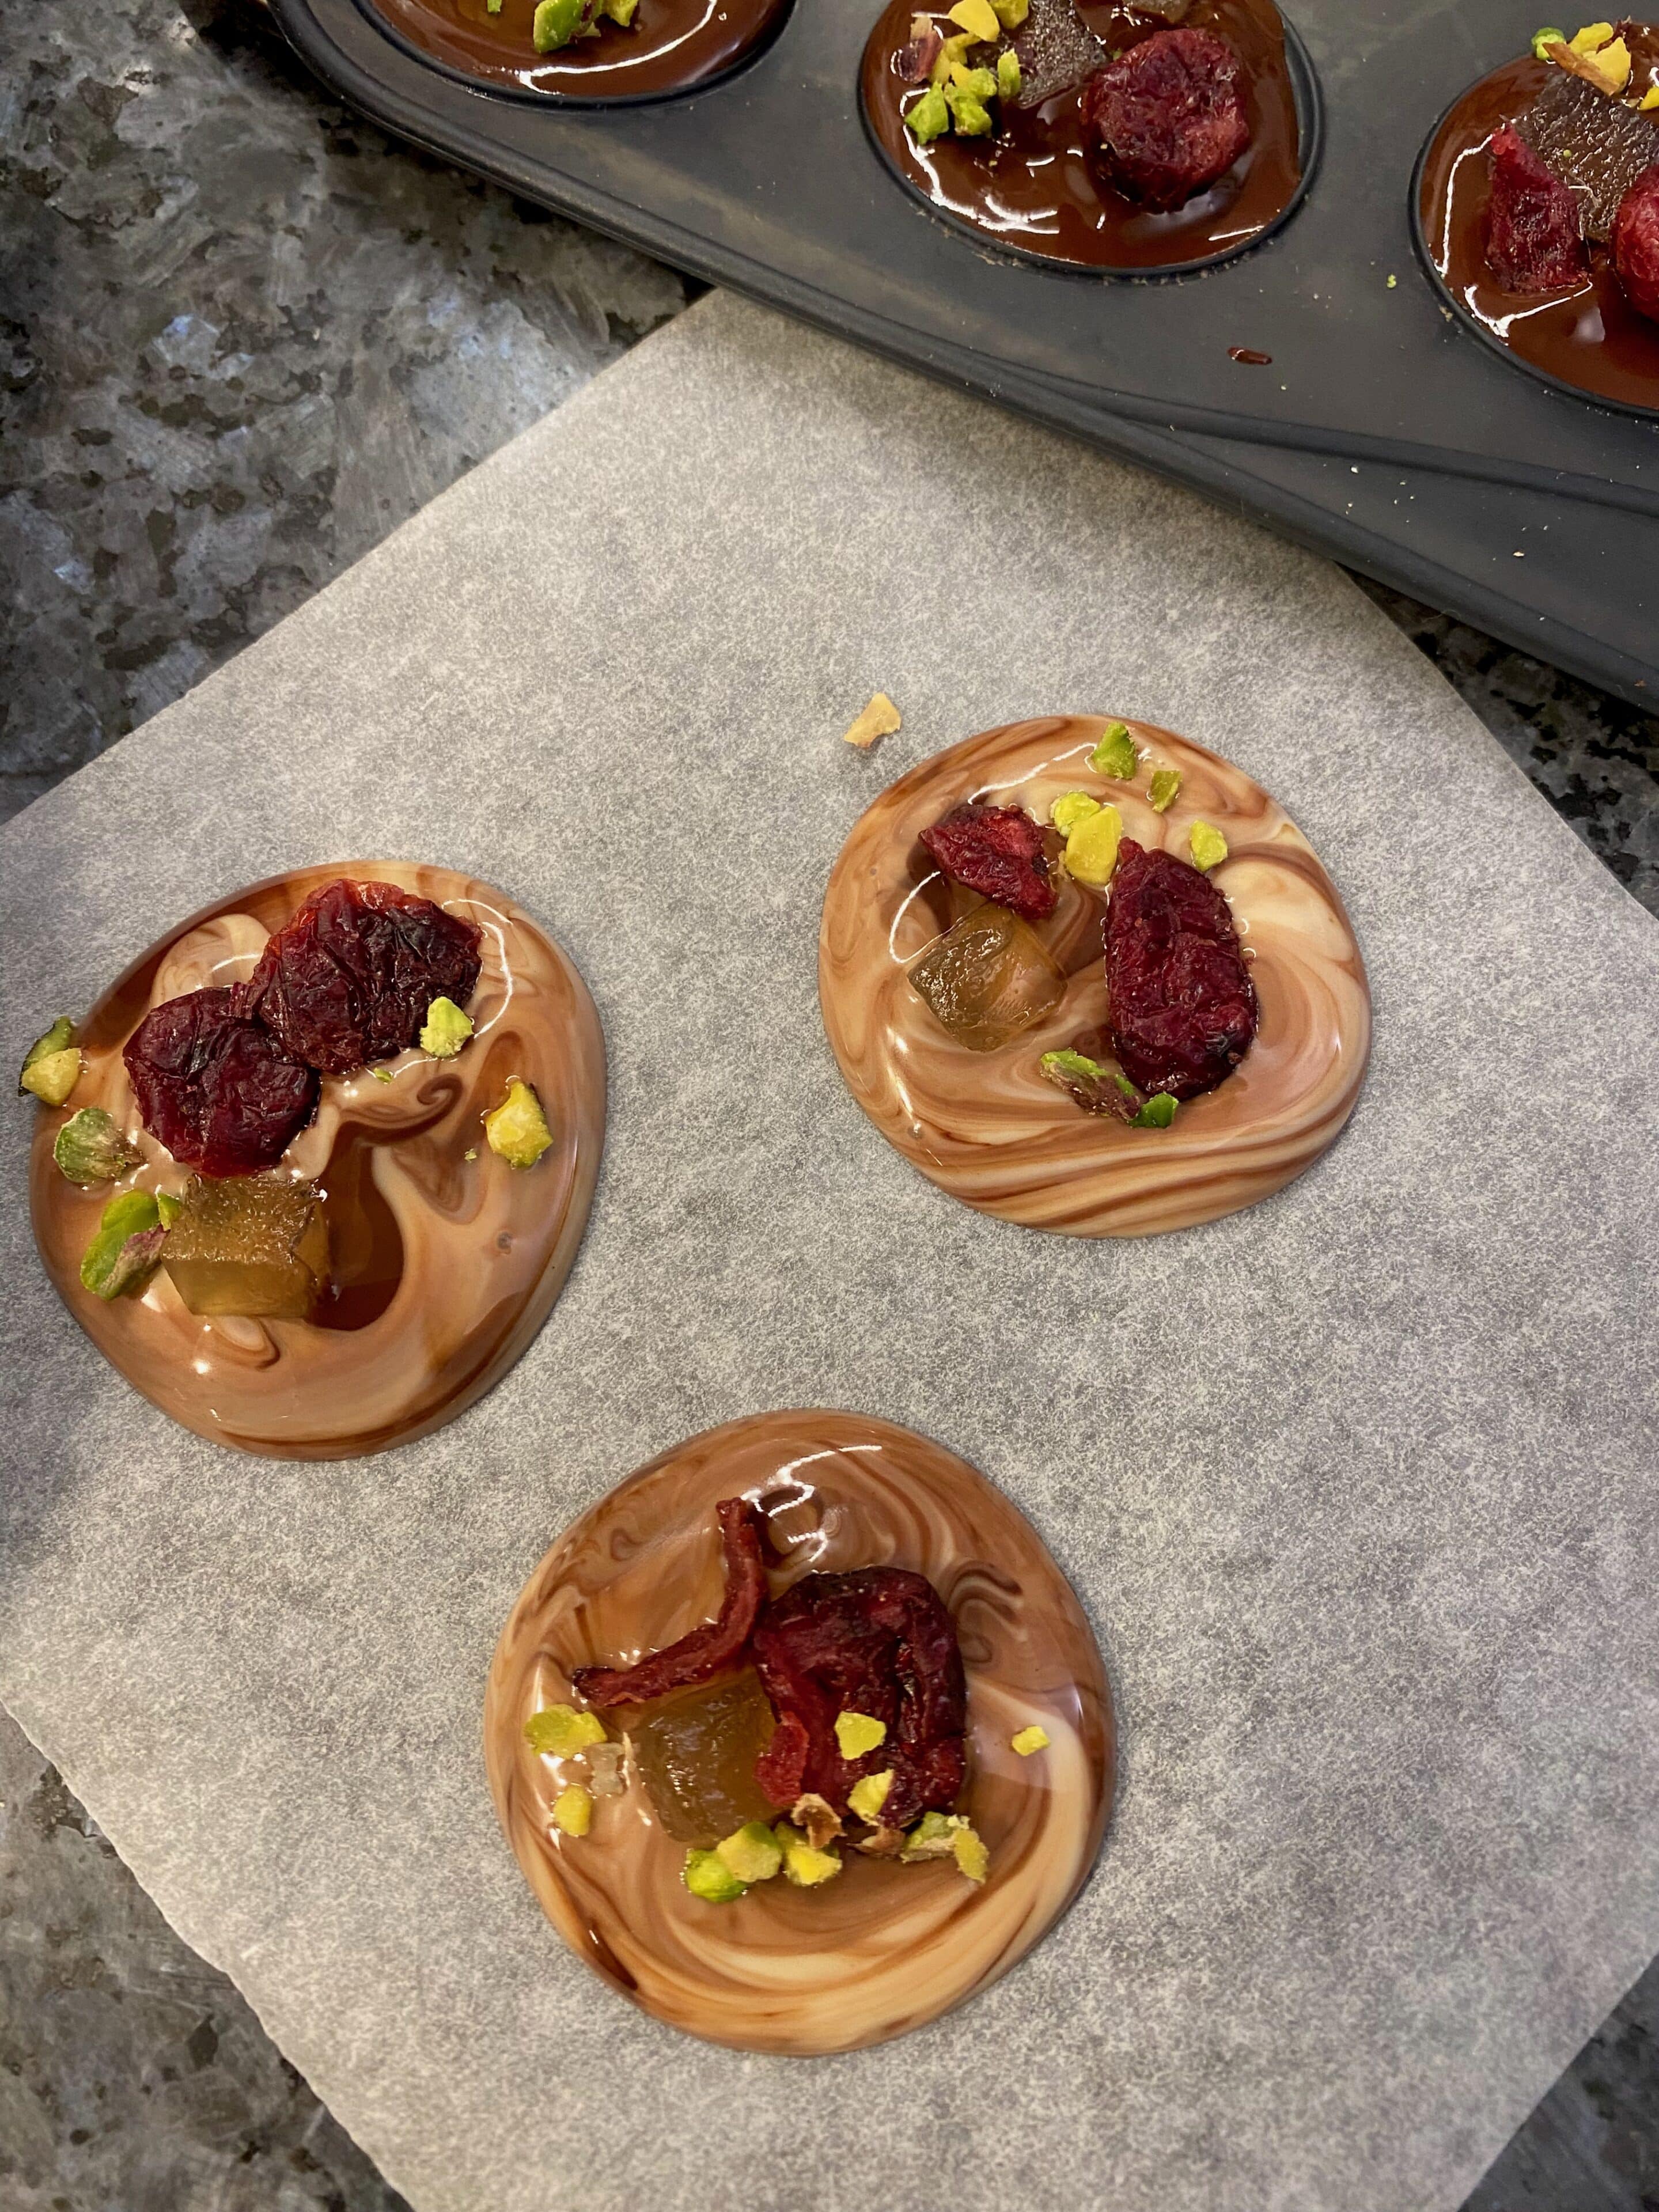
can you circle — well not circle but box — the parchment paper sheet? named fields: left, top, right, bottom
left=3, top=293, right=1657, bottom=2212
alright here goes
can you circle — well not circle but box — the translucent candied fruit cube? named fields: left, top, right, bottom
left=907, top=903, right=1065, bottom=1052
left=162, top=1175, right=330, bottom=1320
left=627, top=1675, right=779, bottom=1844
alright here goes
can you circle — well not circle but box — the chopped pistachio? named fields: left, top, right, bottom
left=20, top=1019, right=81, bottom=1105
left=1132, top=1093, right=1179, bottom=1129
left=585, top=1740, right=626, bottom=1797
left=774, top=1821, right=843, bottom=1888
left=603, top=0, right=638, bottom=22
left=80, top=1190, right=163, bottom=1300
left=716, top=1820, right=785, bottom=1884
left=484, top=1078, right=553, bottom=1169
left=1567, top=20, right=1613, bottom=52
left=900, top=1809, right=968, bottom=1861
left=951, top=1824, right=990, bottom=1883
left=835, top=1710, right=888, bottom=1759
left=1064, top=801, right=1123, bottom=887
left=54, top=1107, right=140, bottom=1186
left=1643, top=83, right=1659, bottom=108
left=1011, top=1724, right=1050, bottom=1756
left=684, top=1847, right=747, bottom=1903
left=995, top=46, right=1021, bottom=96
left=843, top=692, right=902, bottom=749
left=464, top=1147, right=479, bottom=1162
left=21, top=1048, right=82, bottom=1107
left=929, top=30, right=971, bottom=82
left=1189, top=820, right=1229, bottom=872
left=20, top=1017, right=74, bottom=1092
left=791, top=1793, right=844, bottom=1850
left=525, top=1703, right=608, bottom=1758
left=486, top=0, right=502, bottom=12
left=1531, top=22, right=1566, bottom=55
left=946, top=0, right=999, bottom=35
left=552, top=1785, right=593, bottom=1837
left=1592, top=33, right=1631, bottom=86
left=1148, top=766, right=1183, bottom=814
left=944, top=69, right=996, bottom=131
left=988, top=0, right=1028, bottom=25
left=420, top=996, right=474, bottom=1059
left=848, top=1768, right=894, bottom=1823
left=532, top=0, right=585, bottom=48
left=906, top=82, right=951, bottom=139
left=371, top=1066, right=395, bottom=1085
left=1051, top=790, right=1101, bottom=835
left=156, top=1191, right=183, bottom=1229
left=1039, top=1050, right=1141, bottom=1121
left=1089, top=721, right=1138, bottom=779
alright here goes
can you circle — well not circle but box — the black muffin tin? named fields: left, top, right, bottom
left=268, top=0, right=1659, bottom=707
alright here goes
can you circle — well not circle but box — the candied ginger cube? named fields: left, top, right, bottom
left=907, top=904, right=1065, bottom=1052
left=628, top=1675, right=779, bottom=1845
left=162, top=1175, right=330, bottom=1320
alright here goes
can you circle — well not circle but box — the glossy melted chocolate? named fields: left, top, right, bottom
left=819, top=717, right=1370, bottom=1237
left=366, top=0, right=789, bottom=98
left=861, top=0, right=1302, bottom=271
left=28, top=862, right=606, bottom=1459
left=484, top=1410, right=1113, bottom=2054
left=1419, top=54, right=1659, bottom=412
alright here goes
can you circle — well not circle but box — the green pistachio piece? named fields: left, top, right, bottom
left=157, top=1191, right=183, bottom=1228
left=486, top=0, right=502, bottom=12
left=684, top=1847, right=748, bottom=1903
left=1531, top=24, right=1566, bottom=56
left=524, top=1704, right=608, bottom=1758
left=484, top=1079, right=553, bottom=1169
left=1189, top=820, right=1229, bottom=872
left=1039, top=1050, right=1143, bottom=1120
left=533, top=0, right=585, bottom=50
left=995, top=46, right=1021, bottom=96
left=1131, top=1093, right=1179, bottom=1128
left=906, top=82, right=951, bottom=139
left=773, top=1821, right=843, bottom=1887
left=951, top=1823, right=990, bottom=1882
left=419, top=997, right=474, bottom=1059
left=1088, top=721, right=1137, bottom=779
left=1148, top=767, right=1183, bottom=813
left=900, top=1809, right=969, bottom=1861
left=604, top=0, right=638, bottom=25
left=848, top=1768, right=894, bottom=1823
left=835, top=1710, right=888, bottom=1759
left=715, top=1820, right=785, bottom=1885
left=929, top=30, right=971, bottom=82
left=552, top=1785, right=592, bottom=1836
left=988, top=0, right=1028, bottom=26
left=20, top=1018, right=81, bottom=1104
left=371, top=1067, right=395, bottom=1084
left=21, top=1048, right=82, bottom=1107
left=944, top=73, right=996, bottom=132
left=54, top=1107, right=140, bottom=1186
left=1051, top=791, right=1101, bottom=835
left=80, top=1190, right=164, bottom=1300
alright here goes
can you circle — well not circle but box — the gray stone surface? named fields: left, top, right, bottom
left=3, top=0, right=1659, bottom=2206
left=3, top=293, right=1659, bottom=2212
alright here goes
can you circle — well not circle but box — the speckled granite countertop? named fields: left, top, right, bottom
left=2, top=0, right=1657, bottom=2205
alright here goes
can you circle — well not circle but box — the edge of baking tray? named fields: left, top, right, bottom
left=265, top=0, right=1659, bottom=710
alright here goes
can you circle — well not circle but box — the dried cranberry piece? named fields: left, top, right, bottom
left=1104, top=838, right=1257, bottom=1100
left=573, top=1501, right=769, bottom=1707
left=919, top=804, right=1057, bottom=922
left=751, top=1568, right=967, bottom=1830
left=123, top=988, right=319, bottom=1178
left=1081, top=28, right=1251, bottom=211
left=1486, top=125, right=1587, bottom=293
left=1613, top=164, right=1659, bottom=321
left=242, top=880, right=482, bottom=1076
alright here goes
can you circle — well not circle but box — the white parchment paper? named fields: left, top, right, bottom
left=3, top=293, right=1657, bottom=2212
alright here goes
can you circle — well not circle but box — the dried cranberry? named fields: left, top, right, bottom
left=1104, top=838, right=1257, bottom=1100
left=123, top=988, right=319, bottom=1178
left=573, top=1501, right=769, bottom=1707
left=1613, top=164, right=1659, bottom=321
left=1081, top=28, right=1251, bottom=211
left=242, top=880, right=482, bottom=1076
left=751, top=1568, right=967, bottom=1830
left=1486, top=125, right=1586, bottom=293
left=919, top=804, right=1057, bottom=922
